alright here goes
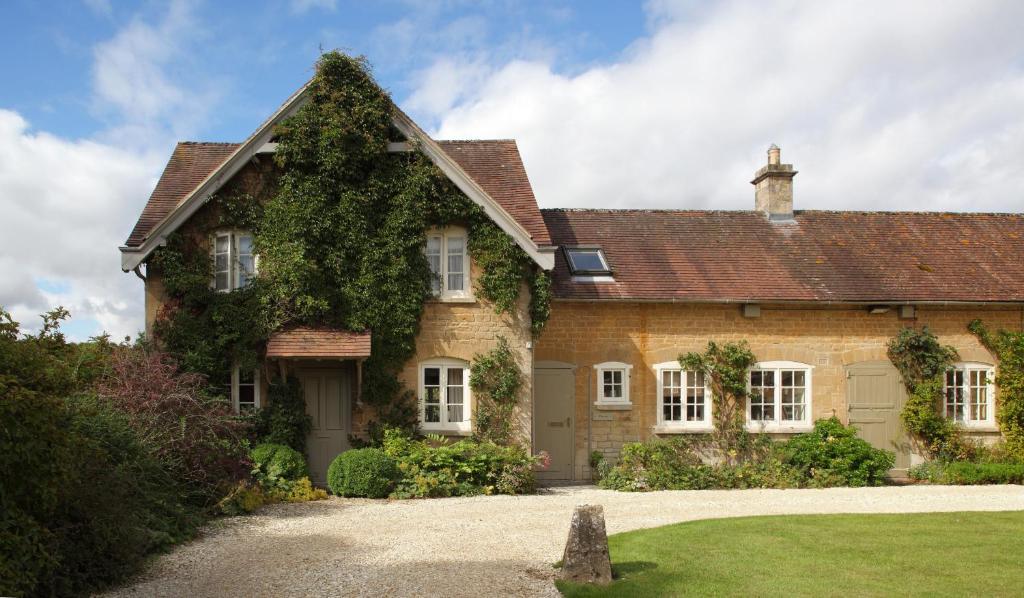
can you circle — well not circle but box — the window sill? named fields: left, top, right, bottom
left=420, top=426, right=472, bottom=436
left=594, top=402, right=632, bottom=411
left=427, top=296, right=477, bottom=304
left=653, top=425, right=714, bottom=434
left=745, top=423, right=813, bottom=434
left=960, top=425, right=1000, bottom=433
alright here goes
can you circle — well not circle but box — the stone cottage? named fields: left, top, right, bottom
left=121, top=80, right=1024, bottom=484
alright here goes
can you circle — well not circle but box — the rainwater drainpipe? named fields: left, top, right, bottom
left=586, top=366, right=593, bottom=479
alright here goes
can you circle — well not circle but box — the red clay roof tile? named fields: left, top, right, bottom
left=124, top=139, right=549, bottom=247
left=542, top=209, right=1024, bottom=303
left=265, top=327, right=371, bottom=358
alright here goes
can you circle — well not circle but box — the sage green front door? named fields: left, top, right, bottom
left=534, top=365, right=575, bottom=481
left=847, top=361, right=912, bottom=472
left=299, top=367, right=352, bottom=486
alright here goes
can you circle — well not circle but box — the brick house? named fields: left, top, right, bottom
left=121, top=84, right=1024, bottom=484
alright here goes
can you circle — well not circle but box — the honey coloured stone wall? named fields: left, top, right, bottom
left=534, top=301, right=1024, bottom=480
left=348, top=262, right=535, bottom=445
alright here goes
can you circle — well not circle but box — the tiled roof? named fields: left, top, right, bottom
left=542, top=209, right=1024, bottom=303
left=265, top=327, right=371, bottom=358
left=124, top=139, right=549, bottom=247
left=436, top=140, right=551, bottom=245
left=125, top=142, right=240, bottom=247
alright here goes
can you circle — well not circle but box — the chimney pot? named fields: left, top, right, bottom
left=751, top=145, right=797, bottom=221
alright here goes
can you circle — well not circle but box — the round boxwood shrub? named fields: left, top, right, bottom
left=250, top=443, right=308, bottom=490
left=327, top=448, right=398, bottom=498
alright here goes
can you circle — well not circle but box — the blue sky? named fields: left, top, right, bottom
left=2, top=0, right=1023, bottom=341
left=3, top=1, right=644, bottom=141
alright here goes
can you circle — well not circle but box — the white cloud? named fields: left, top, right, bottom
left=1, top=0, right=213, bottom=340
left=91, top=0, right=216, bottom=149
left=424, top=0, right=1024, bottom=213
left=0, top=110, right=159, bottom=339
left=291, top=0, right=338, bottom=14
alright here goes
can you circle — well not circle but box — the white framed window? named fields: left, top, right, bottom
left=654, top=362, right=712, bottom=430
left=746, top=361, right=812, bottom=432
left=229, top=366, right=260, bottom=413
left=944, top=363, right=996, bottom=429
left=425, top=227, right=470, bottom=300
left=594, top=362, right=632, bottom=407
left=212, top=231, right=257, bottom=292
left=419, top=359, right=471, bottom=433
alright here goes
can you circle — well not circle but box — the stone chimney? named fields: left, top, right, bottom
left=751, top=144, right=797, bottom=221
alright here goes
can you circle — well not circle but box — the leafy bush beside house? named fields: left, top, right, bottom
left=599, top=418, right=894, bottom=491
left=328, top=448, right=399, bottom=498
left=783, top=417, right=895, bottom=487
left=381, top=428, right=540, bottom=498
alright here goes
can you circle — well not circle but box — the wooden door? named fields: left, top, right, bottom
left=846, top=361, right=912, bottom=472
left=299, top=367, right=352, bottom=486
left=534, top=366, right=575, bottom=480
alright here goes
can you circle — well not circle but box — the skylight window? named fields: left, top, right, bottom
left=565, top=247, right=611, bottom=275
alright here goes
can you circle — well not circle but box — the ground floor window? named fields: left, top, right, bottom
left=230, top=366, right=260, bottom=413
left=944, top=363, right=996, bottom=428
left=419, top=359, right=471, bottom=432
left=655, top=362, right=711, bottom=429
left=594, top=361, right=633, bottom=406
left=747, top=361, right=812, bottom=431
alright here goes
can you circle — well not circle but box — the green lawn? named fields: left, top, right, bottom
left=557, top=511, right=1024, bottom=597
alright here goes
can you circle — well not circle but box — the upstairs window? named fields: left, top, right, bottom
left=213, top=231, right=257, bottom=292
left=747, top=361, right=812, bottom=431
left=594, top=361, right=632, bottom=407
left=944, top=363, right=996, bottom=428
left=419, top=359, right=471, bottom=433
left=565, top=247, right=611, bottom=275
left=425, top=227, right=470, bottom=299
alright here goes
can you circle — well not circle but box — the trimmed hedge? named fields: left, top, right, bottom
left=910, top=461, right=1024, bottom=485
left=327, top=448, right=398, bottom=498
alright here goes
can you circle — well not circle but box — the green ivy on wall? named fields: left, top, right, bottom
left=886, top=326, right=970, bottom=459
left=149, top=52, right=550, bottom=433
left=969, top=319, right=1024, bottom=457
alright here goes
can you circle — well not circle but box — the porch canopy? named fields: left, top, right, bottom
left=265, top=326, right=371, bottom=359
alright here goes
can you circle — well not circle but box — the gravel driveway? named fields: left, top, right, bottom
left=105, top=485, right=1024, bottom=597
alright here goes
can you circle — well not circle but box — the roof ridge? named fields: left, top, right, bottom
left=177, top=141, right=242, bottom=146
left=436, top=138, right=517, bottom=143
left=540, top=207, right=1024, bottom=217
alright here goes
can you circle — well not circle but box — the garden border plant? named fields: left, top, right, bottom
left=148, top=51, right=551, bottom=437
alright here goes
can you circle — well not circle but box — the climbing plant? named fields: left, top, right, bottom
left=886, top=326, right=969, bottom=459
left=969, top=319, right=1024, bottom=458
left=679, top=341, right=759, bottom=463
left=148, top=51, right=550, bottom=433
left=469, top=336, right=523, bottom=444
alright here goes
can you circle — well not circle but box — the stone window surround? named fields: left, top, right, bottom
left=652, top=362, right=714, bottom=433
left=593, top=361, right=633, bottom=409
left=418, top=358, right=472, bottom=434
left=944, top=362, right=997, bottom=431
left=745, top=360, right=814, bottom=433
